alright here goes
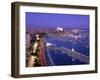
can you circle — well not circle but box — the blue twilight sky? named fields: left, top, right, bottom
left=26, top=12, right=90, bottom=29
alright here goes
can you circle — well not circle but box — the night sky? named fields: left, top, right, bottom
left=26, top=12, right=89, bottom=29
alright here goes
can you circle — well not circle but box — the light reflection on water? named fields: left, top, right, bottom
left=44, top=36, right=89, bottom=66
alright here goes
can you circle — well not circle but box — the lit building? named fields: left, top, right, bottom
left=26, top=32, right=31, bottom=48
left=56, top=27, right=64, bottom=32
